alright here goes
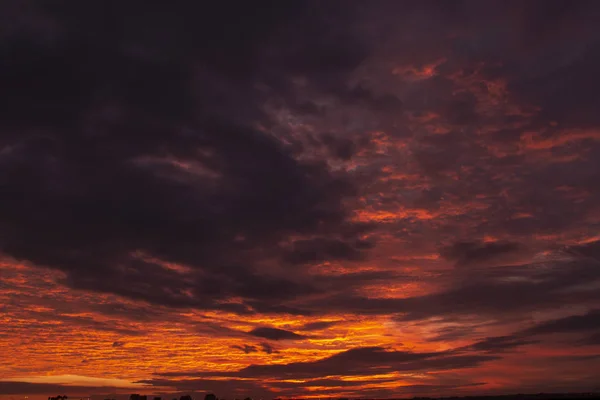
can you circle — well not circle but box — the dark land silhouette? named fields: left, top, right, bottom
left=90, top=392, right=600, bottom=400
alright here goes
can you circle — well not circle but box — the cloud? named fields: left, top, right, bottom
left=222, top=347, right=497, bottom=379
left=583, top=332, right=600, bottom=345
left=524, top=309, right=600, bottom=335
left=282, top=237, right=373, bottom=265
left=299, top=320, right=339, bottom=331
left=0, top=381, right=118, bottom=395
left=231, top=342, right=277, bottom=354
left=3, top=1, right=600, bottom=397
left=151, top=346, right=497, bottom=384
left=260, top=342, right=275, bottom=354
left=247, top=327, right=307, bottom=341
left=0, top=0, right=373, bottom=315
left=440, top=240, right=522, bottom=267
left=302, top=254, right=600, bottom=320
left=463, top=335, right=539, bottom=353
left=567, top=240, right=600, bottom=262
left=21, top=310, right=144, bottom=336
left=231, top=344, right=258, bottom=354
left=458, top=309, right=600, bottom=353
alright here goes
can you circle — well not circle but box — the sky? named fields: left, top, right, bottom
left=1, top=0, right=600, bottom=399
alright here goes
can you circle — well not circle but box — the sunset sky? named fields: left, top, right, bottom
left=2, top=1, right=600, bottom=399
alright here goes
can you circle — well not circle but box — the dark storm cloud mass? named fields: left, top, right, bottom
left=0, top=0, right=374, bottom=313
left=2, top=0, right=600, bottom=318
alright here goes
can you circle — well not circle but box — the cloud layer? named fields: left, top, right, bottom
left=2, top=0, right=600, bottom=399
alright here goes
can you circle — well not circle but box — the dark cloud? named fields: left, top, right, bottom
left=89, top=302, right=165, bottom=322
left=508, top=32, right=600, bottom=130
left=299, top=320, right=339, bottom=331
left=302, top=255, right=600, bottom=319
left=583, top=332, right=600, bottom=345
left=440, top=241, right=522, bottom=267
left=153, top=346, right=497, bottom=381
left=231, top=344, right=258, bottom=354
left=0, top=381, right=123, bottom=395
left=260, top=342, right=275, bottom=354
left=248, top=327, right=307, bottom=341
left=320, top=133, right=358, bottom=160
left=192, top=320, right=254, bottom=339
left=2, top=0, right=599, bottom=325
left=427, top=325, right=481, bottom=342
left=524, top=309, right=600, bottom=335
left=446, top=309, right=600, bottom=354
left=0, top=0, right=373, bottom=313
left=112, top=341, right=125, bottom=348
left=545, top=354, right=600, bottom=362
left=463, top=335, right=539, bottom=353
left=567, top=240, right=600, bottom=262
left=282, top=237, right=373, bottom=265
left=336, top=84, right=403, bottom=112
left=456, top=309, right=600, bottom=353
left=232, top=346, right=497, bottom=379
